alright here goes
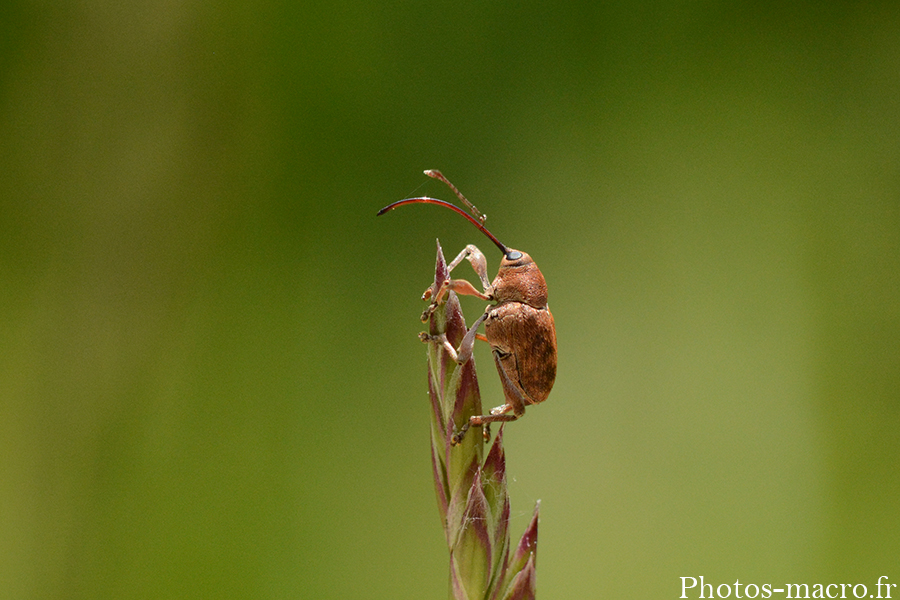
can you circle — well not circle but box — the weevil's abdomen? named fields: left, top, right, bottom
left=485, top=302, right=557, bottom=405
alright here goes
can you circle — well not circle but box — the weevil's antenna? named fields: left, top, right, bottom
left=377, top=197, right=510, bottom=256
left=423, top=170, right=487, bottom=225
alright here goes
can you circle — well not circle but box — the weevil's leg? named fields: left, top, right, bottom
left=421, top=278, right=490, bottom=322
left=418, top=331, right=459, bottom=360
left=452, top=411, right=515, bottom=446
left=450, top=422, right=469, bottom=445
left=471, top=407, right=520, bottom=426
left=421, top=244, right=494, bottom=318
left=452, top=310, right=488, bottom=365
left=423, top=245, right=490, bottom=300
left=450, top=420, right=492, bottom=446
left=446, top=245, right=492, bottom=292
left=454, top=350, right=530, bottom=444
left=419, top=310, right=489, bottom=364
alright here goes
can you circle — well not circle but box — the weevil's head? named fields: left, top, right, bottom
left=377, top=191, right=548, bottom=308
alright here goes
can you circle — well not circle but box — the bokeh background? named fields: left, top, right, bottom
left=2, top=2, right=899, bottom=598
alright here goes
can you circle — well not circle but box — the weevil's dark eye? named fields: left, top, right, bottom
left=506, top=251, right=522, bottom=260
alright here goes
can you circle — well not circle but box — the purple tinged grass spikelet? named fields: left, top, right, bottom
left=424, top=240, right=539, bottom=600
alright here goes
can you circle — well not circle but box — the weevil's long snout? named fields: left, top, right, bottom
left=377, top=197, right=510, bottom=256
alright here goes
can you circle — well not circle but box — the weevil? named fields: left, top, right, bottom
left=377, top=170, right=557, bottom=444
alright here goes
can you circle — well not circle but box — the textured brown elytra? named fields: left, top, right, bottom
left=377, top=170, right=557, bottom=444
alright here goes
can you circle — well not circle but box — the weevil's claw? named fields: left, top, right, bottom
left=450, top=422, right=470, bottom=446
left=420, top=302, right=439, bottom=322
left=420, top=283, right=437, bottom=321
left=419, top=331, right=439, bottom=343
left=421, top=279, right=451, bottom=319
left=451, top=420, right=490, bottom=446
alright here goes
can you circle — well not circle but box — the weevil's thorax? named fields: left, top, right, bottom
left=490, top=250, right=548, bottom=309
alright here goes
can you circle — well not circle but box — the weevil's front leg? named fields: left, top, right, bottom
left=446, top=244, right=492, bottom=291
left=420, top=279, right=490, bottom=322
left=421, top=245, right=493, bottom=321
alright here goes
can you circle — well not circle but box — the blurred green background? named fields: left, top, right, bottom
left=1, top=1, right=898, bottom=598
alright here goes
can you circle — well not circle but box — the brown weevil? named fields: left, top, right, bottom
left=378, top=170, right=557, bottom=444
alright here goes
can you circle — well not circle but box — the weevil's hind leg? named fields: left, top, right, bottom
left=471, top=408, right=520, bottom=426
left=453, top=350, right=530, bottom=444
left=451, top=420, right=494, bottom=445
left=451, top=409, right=517, bottom=446
left=450, top=422, right=470, bottom=446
